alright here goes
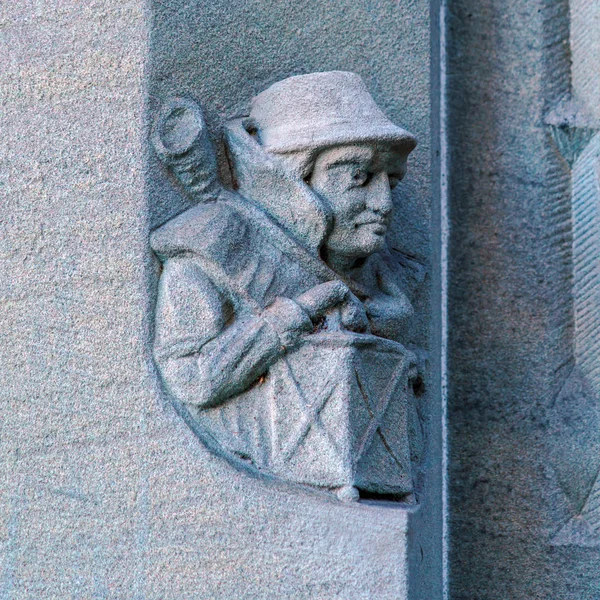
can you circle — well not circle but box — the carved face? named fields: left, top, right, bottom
left=308, top=145, right=403, bottom=265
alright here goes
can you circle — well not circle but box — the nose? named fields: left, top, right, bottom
left=367, top=172, right=393, bottom=216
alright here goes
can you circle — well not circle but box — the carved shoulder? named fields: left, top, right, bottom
left=150, top=201, right=250, bottom=265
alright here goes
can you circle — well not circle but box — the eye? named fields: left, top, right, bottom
left=351, top=168, right=371, bottom=187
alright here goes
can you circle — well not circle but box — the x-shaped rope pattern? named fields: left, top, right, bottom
left=352, top=359, right=408, bottom=468
left=276, top=356, right=343, bottom=464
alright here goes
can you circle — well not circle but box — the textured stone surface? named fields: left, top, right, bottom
left=0, top=1, right=149, bottom=597
left=447, top=0, right=600, bottom=597
left=148, top=2, right=441, bottom=599
left=0, top=0, right=440, bottom=598
left=150, top=74, right=422, bottom=502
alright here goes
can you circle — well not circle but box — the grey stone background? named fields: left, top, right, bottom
left=9, top=0, right=600, bottom=597
left=447, top=0, right=600, bottom=597
left=0, top=0, right=442, bottom=598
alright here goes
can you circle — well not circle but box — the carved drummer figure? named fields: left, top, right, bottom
left=151, top=71, right=423, bottom=501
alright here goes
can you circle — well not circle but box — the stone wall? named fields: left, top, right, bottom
left=0, top=1, right=442, bottom=598
left=447, top=0, right=600, bottom=597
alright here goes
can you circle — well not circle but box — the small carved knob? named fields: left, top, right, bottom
left=152, top=98, right=207, bottom=160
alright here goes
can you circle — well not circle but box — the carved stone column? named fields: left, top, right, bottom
left=448, top=0, right=600, bottom=597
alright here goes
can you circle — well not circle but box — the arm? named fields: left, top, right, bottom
left=154, top=257, right=312, bottom=408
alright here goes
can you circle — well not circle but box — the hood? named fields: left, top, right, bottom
left=224, top=118, right=331, bottom=255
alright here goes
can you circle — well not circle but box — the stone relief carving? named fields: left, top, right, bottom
left=546, top=107, right=600, bottom=545
left=150, top=72, right=425, bottom=502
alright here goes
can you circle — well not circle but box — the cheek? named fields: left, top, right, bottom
left=328, top=190, right=368, bottom=223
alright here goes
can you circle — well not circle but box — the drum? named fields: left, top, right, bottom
left=196, top=331, right=417, bottom=499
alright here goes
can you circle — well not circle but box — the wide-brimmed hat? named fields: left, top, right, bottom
left=249, top=71, right=416, bottom=157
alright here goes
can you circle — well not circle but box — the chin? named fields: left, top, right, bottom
left=358, top=232, right=386, bottom=256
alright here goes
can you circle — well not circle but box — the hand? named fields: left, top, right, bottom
left=339, top=292, right=368, bottom=333
left=295, top=281, right=368, bottom=333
